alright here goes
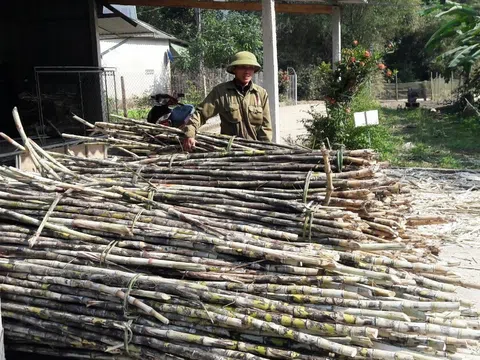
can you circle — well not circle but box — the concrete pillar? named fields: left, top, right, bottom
left=87, top=0, right=105, bottom=124
left=332, top=6, right=341, bottom=69
left=88, top=0, right=101, bottom=67
left=262, top=0, right=280, bottom=143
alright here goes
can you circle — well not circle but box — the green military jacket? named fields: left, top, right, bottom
left=183, top=80, right=272, bottom=142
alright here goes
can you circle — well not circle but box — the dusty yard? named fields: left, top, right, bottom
left=387, top=167, right=480, bottom=308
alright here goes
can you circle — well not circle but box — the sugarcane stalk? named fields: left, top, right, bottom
left=0, top=132, right=26, bottom=151
left=4, top=322, right=109, bottom=352
left=0, top=206, right=108, bottom=243
left=28, top=192, right=63, bottom=247
left=5, top=345, right=134, bottom=360
left=1, top=267, right=168, bottom=324
left=320, top=143, right=334, bottom=206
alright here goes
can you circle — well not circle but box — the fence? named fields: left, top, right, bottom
left=32, top=66, right=115, bottom=142
left=381, top=80, right=429, bottom=100
left=430, top=72, right=462, bottom=103
left=380, top=73, right=461, bottom=103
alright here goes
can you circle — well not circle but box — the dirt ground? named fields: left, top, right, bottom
left=386, top=167, right=480, bottom=309
left=379, top=99, right=443, bottom=109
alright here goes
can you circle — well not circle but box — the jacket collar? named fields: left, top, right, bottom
left=227, top=79, right=259, bottom=93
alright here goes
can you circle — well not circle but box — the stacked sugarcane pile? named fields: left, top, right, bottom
left=0, top=108, right=479, bottom=360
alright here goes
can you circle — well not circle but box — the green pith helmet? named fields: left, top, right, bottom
left=226, top=51, right=261, bottom=74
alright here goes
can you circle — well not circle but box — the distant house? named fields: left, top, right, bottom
left=97, top=5, right=187, bottom=100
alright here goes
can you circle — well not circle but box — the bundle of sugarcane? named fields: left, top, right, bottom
left=65, top=114, right=300, bottom=156
left=0, top=108, right=479, bottom=360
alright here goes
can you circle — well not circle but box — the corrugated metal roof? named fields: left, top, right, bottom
left=98, top=16, right=186, bottom=44
left=102, top=4, right=138, bottom=19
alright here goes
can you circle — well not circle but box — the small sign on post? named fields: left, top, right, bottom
left=354, top=110, right=379, bottom=127
left=354, top=110, right=379, bottom=147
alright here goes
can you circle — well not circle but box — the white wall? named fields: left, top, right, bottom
left=100, top=38, right=171, bottom=100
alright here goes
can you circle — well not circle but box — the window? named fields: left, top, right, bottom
left=145, top=69, right=154, bottom=75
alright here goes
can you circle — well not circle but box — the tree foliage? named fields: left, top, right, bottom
left=135, top=2, right=463, bottom=95
left=425, top=1, right=480, bottom=75
left=137, top=7, right=197, bottom=41
left=182, top=11, right=263, bottom=70
left=138, top=8, right=262, bottom=71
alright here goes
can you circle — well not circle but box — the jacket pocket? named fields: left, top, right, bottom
left=226, top=104, right=241, bottom=123
left=248, top=105, right=263, bottom=125
left=221, top=104, right=241, bottom=136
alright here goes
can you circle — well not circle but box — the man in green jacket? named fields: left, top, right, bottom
left=182, top=51, right=272, bottom=151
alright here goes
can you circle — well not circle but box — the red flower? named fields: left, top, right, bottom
left=359, top=61, right=365, bottom=67
left=350, top=57, right=356, bottom=63
left=353, top=40, right=358, bottom=46
left=325, top=96, right=336, bottom=105
left=364, top=51, right=371, bottom=58
left=378, top=63, right=386, bottom=70
left=386, top=70, right=393, bottom=77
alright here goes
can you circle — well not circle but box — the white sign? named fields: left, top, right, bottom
left=354, top=110, right=379, bottom=127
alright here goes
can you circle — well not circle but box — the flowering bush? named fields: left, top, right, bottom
left=303, top=41, right=397, bottom=147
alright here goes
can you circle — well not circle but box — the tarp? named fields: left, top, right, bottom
left=170, top=43, right=188, bottom=59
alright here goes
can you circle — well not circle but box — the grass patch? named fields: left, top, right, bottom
left=127, top=108, right=150, bottom=120
left=380, top=107, right=480, bottom=169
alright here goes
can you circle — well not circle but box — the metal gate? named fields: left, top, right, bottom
left=286, top=67, right=298, bottom=105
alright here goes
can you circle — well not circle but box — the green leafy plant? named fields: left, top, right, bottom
left=424, top=1, right=480, bottom=103
left=425, top=2, right=480, bottom=73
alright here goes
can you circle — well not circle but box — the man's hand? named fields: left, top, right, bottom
left=182, top=137, right=196, bottom=152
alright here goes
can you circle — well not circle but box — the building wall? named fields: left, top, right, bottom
left=100, top=38, right=172, bottom=101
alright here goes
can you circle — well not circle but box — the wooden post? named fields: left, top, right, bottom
left=430, top=72, right=434, bottom=102
left=203, top=75, right=207, bottom=97
left=395, top=73, right=399, bottom=101
left=121, top=76, right=128, bottom=117
left=451, top=71, right=454, bottom=98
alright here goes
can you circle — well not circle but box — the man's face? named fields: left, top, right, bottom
left=234, top=65, right=255, bottom=85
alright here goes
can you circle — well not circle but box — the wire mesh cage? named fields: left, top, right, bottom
left=31, top=66, right=117, bottom=142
